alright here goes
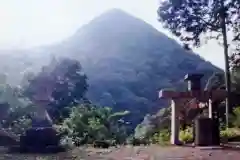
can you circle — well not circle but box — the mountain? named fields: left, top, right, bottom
left=0, top=9, right=221, bottom=126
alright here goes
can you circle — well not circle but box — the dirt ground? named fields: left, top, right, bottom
left=1, top=145, right=240, bottom=160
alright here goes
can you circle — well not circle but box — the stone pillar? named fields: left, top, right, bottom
left=208, top=99, right=213, bottom=118
left=32, top=100, right=53, bottom=128
left=171, top=99, right=180, bottom=145
left=184, top=73, right=204, bottom=145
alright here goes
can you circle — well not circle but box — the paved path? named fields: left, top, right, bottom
left=1, top=145, right=240, bottom=159
left=103, top=145, right=240, bottom=160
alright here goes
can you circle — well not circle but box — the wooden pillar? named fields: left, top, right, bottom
left=171, top=99, right=180, bottom=145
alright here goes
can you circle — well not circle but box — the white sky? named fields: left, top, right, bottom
left=0, top=0, right=224, bottom=69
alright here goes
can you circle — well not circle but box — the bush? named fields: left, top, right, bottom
left=220, top=128, right=240, bottom=142
left=149, top=129, right=170, bottom=145
left=59, top=136, right=75, bottom=149
left=126, top=136, right=150, bottom=146
left=179, top=127, right=193, bottom=144
left=230, top=107, right=240, bottom=128
left=57, top=104, right=130, bottom=146
left=220, top=128, right=237, bottom=139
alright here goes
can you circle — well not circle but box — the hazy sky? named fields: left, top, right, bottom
left=0, top=0, right=224, bottom=69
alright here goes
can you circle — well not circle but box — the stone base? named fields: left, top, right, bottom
left=13, top=127, right=64, bottom=153
left=21, top=127, right=60, bottom=146
left=8, top=145, right=66, bottom=154
left=195, top=146, right=223, bottom=150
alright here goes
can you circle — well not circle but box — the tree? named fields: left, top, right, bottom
left=134, top=108, right=171, bottom=141
left=205, top=72, right=225, bottom=91
left=0, top=83, right=34, bottom=136
left=25, top=58, right=88, bottom=122
left=158, top=0, right=240, bottom=127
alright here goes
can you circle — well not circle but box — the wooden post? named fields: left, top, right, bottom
left=171, top=99, right=180, bottom=145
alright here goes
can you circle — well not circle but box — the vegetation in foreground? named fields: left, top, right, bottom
left=1, top=55, right=240, bottom=149
left=2, top=0, right=240, bottom=151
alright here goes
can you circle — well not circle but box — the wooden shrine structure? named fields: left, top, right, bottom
left=159, top=73, right=227, bottom=145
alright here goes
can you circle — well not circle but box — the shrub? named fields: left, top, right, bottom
left=149, top=129, right=170, bottom=145
left=220, top=128, right=237, bottom=139
left=128, top=137, right=150, bottom=146
left=220, top=128, right=240, bottom=142
left=230, top=107, right=240, bottom=128
left=179, top=127, right=193, bottom=144
left=59, top=136, right=75, bottom=149
left=57, top=104, right=130, bottom=146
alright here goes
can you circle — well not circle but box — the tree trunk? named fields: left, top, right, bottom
left=220, top=0, right=231, bottom=128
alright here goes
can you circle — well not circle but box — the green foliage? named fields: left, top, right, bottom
left=220, top=107, right=240, bottom=141
left=149, top=129, right=170, bottom=145
left=158, top=0, right=240, bottom=47
left=4, top=116, right=32, bottom=136
left=24, top=58, right=88, bottom=122
left=58, top=104, right=130, bottom=146
left=205, top=73, right=225, bottom=90
left=0, top=10, right=221, bottom=129
left=125, top=135, right=135, bottom=145
left=1, top=104, right=34, bottom=136
left=220, top=128, right=237, bottom=139
left=0, top=84, right=35, bottom=136
left=158, top=1, right=236, bottom=112
left=134, top=120, right=154, bottom=140
left=179, top=127, right=193, bottom=144
left=220, top=128, right=240, bottom=142
left=231, top=66, right=240, bottom=93
left=134, top=107, right=171, bottom=141
left=230, top=107, right=240, bottom=128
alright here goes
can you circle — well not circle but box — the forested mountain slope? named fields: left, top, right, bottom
left=0, top=9, right=221, bottom=126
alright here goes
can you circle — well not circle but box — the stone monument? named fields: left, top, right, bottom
left=19, top=70, right=62, bottom=153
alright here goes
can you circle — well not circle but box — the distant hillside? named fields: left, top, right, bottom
left=0, top=9, right=221, bottom=126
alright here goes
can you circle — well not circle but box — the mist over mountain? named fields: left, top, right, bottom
left=0, top=9, right=221, bottom=126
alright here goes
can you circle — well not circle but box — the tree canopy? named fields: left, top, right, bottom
left=24, top=58, right=88, bottom=122
left=157, top=0, right=240, bottom=126
left=158, top=0, right=240, bottom=47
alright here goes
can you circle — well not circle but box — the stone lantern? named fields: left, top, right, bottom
left=19, top=70, right=62, bottom=153
left=30, top=71, right=54, bottom=127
